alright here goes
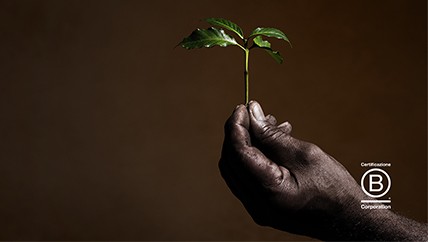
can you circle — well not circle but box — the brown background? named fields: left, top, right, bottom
left=0, top=0, right=426, bottom=241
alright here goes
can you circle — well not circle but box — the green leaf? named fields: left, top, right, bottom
left=265, top=50, right=283, bottom=64
left=250, top=27, right=291, bottom=46
left=179, top=27, right=240, bottom=49
left=205, top=17, right=244, bottom=40
left=253, top=35, right=271, bottom=48
left=253, top=36, right=283, bottom=64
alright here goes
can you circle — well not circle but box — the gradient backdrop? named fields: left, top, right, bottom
left=0, top=0, right=426, bottom=240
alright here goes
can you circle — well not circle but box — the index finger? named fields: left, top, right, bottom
left=223, top=104, right=251, bottom=149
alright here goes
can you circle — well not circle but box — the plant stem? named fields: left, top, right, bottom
left=244, top=48, right=249, bottom=105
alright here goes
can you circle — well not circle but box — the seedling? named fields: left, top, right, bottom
left=178, top=17, right=291, bottom=105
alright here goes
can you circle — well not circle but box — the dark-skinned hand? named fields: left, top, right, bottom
left=219, top=101, right=427, bottom=241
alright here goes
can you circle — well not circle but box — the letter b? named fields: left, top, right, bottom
left=369, top=174, right=383, bottom=192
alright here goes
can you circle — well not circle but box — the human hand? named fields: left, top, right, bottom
left=219, top=101, right=428, bottom=241
left=219, top=101, right=365, bottom=239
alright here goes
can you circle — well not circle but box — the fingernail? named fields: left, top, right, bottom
left=251, top=102, right=265, bottom=121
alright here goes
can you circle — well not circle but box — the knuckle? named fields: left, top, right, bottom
left=307, top=143, right=322, bottom=157
left=259, top=124, right=287, bottom=143
left=263, top=172, right=284, bottom=194
left=299, top=142, right=323, bottom=161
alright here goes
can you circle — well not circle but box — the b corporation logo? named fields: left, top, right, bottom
left=360, top=162, right=392, bottom=210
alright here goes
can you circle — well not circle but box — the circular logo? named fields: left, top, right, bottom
left=360, top=168, right=391, bottom=198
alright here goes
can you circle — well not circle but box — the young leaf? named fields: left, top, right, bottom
left=253, top=35, right=272, bottom=48
left=179, top=27, right=239, bottom=49
left=178, top=18, right=292, bottom=105
left=205, top=18, right=244, bottom=40
left=265, top=50, right=283, bottom=64
left=250, top=27, right=291, bottom=46
left=253, top=36, right=283, bottom=63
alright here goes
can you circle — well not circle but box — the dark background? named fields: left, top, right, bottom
left=0, top=0, right=426, bottom=240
